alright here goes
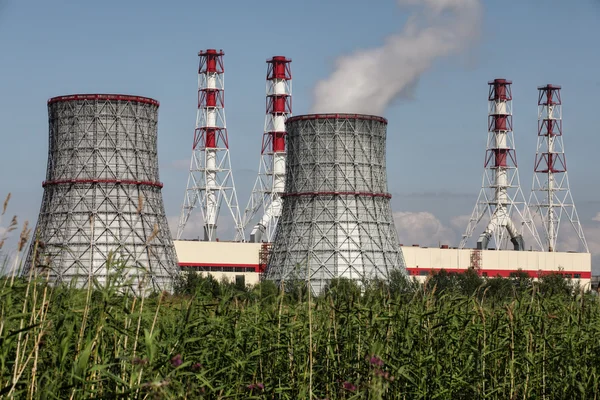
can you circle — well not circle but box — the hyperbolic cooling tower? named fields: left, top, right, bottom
left=265, top=114, right=406, bottom=294
left=25, top=94, right=180, bottom=292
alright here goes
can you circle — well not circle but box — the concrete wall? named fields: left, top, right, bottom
left=172, top=240, right=592, bottom=290
left=173, top=240, right=263, bottom=286
left=401, top=246, right=591, bottom=288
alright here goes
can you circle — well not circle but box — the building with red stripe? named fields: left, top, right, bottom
left=173, top=240, right=591, bottom=289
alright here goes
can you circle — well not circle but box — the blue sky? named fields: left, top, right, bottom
left=1, top=0, right=599, bottom=269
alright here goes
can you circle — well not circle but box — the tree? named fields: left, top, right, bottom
left=457, top=267, right=484, bottom=296
left=388, top=269, right=418, bottom=298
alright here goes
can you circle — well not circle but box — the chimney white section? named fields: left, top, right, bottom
left=205, top=149, right=218, bottom=226
left=273, top=115, right=286, bottom=132
left=273, top=153, right=286, bottom=193
left=206, top=73, right=217, bottom=89
left=270, top=78, right=287, bottom=96
left=206, top=109, right=217, bottom=128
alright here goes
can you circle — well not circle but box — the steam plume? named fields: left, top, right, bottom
left=311, top=0, right=482, bottom=115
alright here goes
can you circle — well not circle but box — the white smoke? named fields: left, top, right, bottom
left=311, top=0, right=482, bottom=115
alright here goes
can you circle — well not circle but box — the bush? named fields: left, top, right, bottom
left=426, top=269, right=459, bottom=294
left=388, top=268, right=418, bottom=298
left=173, top=270, right=221, bottom=297
left=537, top=272, right=575, bottom=297
left=457, top=267, right=485, bottom=296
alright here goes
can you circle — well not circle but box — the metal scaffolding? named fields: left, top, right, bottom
left=461, top=79, right=542, bottom=251
left=265, top=114, right=406, bottom=294
left=177, top=49, right=244, bottom=241
left=529, top=84, right=588, bottom=252
left=25, top=94, right=180, bottom=293
left=242, top=56, right=292, bottom=243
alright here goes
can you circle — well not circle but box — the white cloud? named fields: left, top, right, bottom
left=393, top=211, right=459, bottom=247
left=592, top=212, right=600, bottom=223
left=557, top=218, right=600, bottom=254
left=449, top=214, right=471, bottom=231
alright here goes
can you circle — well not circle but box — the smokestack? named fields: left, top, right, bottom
left=529, top=84, right=589, bottom=253
left=242, top=56, right=292, bottom=243
left=177, top=49, right=245, bottom=242
left=460, top=80, right=541, bottom=251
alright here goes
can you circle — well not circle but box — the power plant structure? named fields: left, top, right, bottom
left=261, top=114, right=406, bottom=294
left=20, top=47, right=592, bottom=292
left=25, top=94, right=180, bottom=293
left=460, top=79, right=542, bottom=251
left=177, top=49, right=245, bottom=242
left=173, top=74, right=591, bottom=290
left=242, top=56, right=292, bottom=243
left=529, top=84, right=588, bottom=253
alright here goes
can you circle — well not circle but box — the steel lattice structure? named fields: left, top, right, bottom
left=24, top=94, right=180, bottom=293
left=177, top=49, right=244, bottom=241
left=265, top=114, right=407, bottom=294
left=461, top=79, right=542, bottom=251
left=529, top=84, right=588, bottom=252
left=242, top=56, right=292, bottom=242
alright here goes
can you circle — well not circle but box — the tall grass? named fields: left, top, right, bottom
left=2, top=194, right=599, bottom=398
left=0, top=266, right=599, bottom=399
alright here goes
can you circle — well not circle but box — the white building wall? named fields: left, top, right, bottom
left=171, top=241, right=592, bottom=290
left=402, top=246, right=591, bottom=289
left=173, top=240, right=263, bottom=286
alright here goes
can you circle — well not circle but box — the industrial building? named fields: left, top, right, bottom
left=24, top=47, right=593, bottom=294
left=175, top=241, right=591, bottom=289
left=174, top=240, right=263, bottom=286
left=173, top=55, right=592, bottom=293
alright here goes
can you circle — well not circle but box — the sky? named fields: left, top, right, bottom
left=0, top=0, right=599, bottom=272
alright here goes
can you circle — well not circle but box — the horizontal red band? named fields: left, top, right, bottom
left=48, top=94, right=159, bottom=107
left=180, top=265, right=590, bottom=279
left=406, top=267, right=591, bottom=279
left=180, top=263, right=261, bottom=273
left=42, top=179, right=163, bottom=188
left=282, top=191, right=391, bottom=199
left=286, top=113, right=387, bottom=124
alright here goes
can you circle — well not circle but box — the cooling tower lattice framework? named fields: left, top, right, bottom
left=265, top=114, right=406, bottom=294
left=25, top=94, right=180, bottom=292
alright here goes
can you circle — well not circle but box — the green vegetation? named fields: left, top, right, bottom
left=2, top=193, right=598, bottom=398
left=1, top=263, right=600, bottom=399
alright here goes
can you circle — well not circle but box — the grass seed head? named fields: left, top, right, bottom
left=8, top=215, right=18, bottom=232
left=18, top=220, right=31, bottom=252
left=137, top=194, right=144, bottom=214
left=146, top=224, right=159, bottom=244
left=2, top=193, right=11, bottom=215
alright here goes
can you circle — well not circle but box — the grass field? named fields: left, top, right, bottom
left=1, top=261, right=599, bottom=399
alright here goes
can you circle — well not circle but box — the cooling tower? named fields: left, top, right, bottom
left=265, top=114, right=406, bottom=294
left=25, top=94, right=180, bottom=293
